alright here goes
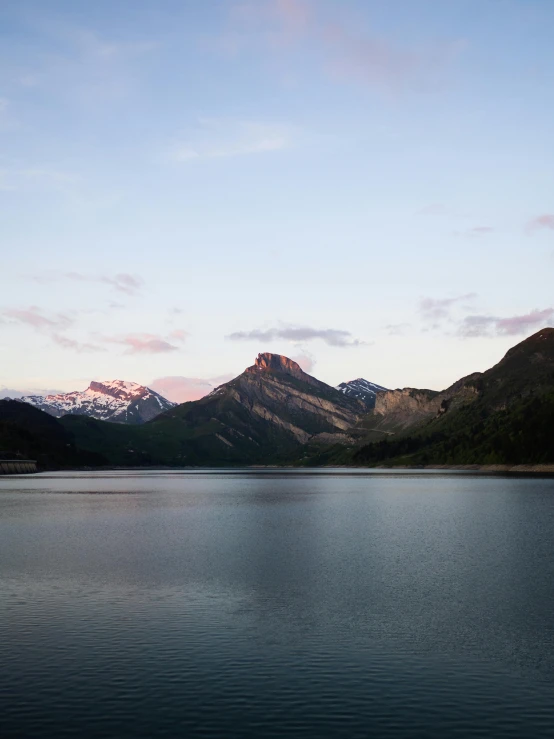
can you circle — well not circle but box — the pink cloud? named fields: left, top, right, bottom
left=168, top=329, right=189, bottom=342
left=459, top=308, right=554, bottom=337
left=51, top=334, right=103, bottom=352
left=322, top=22, right=421, bottom=90
left=150, top=374, right=234, bottom=403
left=2, top=306, right=107, bottom=352
left=291, top=351, right=315, bottom=373
left=110, top=333, right=179, bottom=354
left=104, top=273, right=143, bottom=295
left=496, top=308, right=554, bottom=335
left=99, top=327, right=189, bottom=354
left=150, top=377, right=215, bottom=403
left=228, top=1, right=463, bottom=91
left=526, top=214, right=554, bottom=233
left=3, top=306, right=72, bottom=330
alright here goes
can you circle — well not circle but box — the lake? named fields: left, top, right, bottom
left=1, top=469, right=554, bottom=738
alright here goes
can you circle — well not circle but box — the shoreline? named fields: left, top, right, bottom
left=380, top=464, right=554, bottom=475
left=25, top=463, right=554, bottom=476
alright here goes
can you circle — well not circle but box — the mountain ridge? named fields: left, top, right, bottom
left=350, top=328, right=554, bottom=466
left=147, top=352, right=365, bottom=462
left=3, top=330, right=554, bottom=469
left=19, top=379, right=175, bottom=425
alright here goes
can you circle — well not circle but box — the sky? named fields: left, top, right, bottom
left=1, top=0, right=553, bottom=402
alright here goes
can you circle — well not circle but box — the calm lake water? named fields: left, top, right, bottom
left=1, top=469, right=554, bottom=738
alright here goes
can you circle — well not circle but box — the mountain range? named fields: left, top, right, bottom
left=1, top=329, right=554, bottom=469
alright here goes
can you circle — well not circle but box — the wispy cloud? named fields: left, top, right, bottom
left=33, top=271, right=144, bottom=295
left=172, top=119, right=290, bottom=161
left=227, top=324, right=364, bottom=347
left=459, top=308, right=554, bottom=337
left=227, top=0, right=464, bottom=92
left=0, top=306, right=105, bottom=352
left=3, top=303, right=188, bottom=355
left=385, top=323, right=411, bottom=336
left=452, top=225, right=495, bottom=239
left=465, top=226, right=494, bottom=237
left=471, top=226, right=494, bottom=234
left=51, top=333, right=104, bottom=352
left=419, top=294, right=477, bottom=322
left=106, top=333, right=181, bottom=354
left=2, top=306, right=72, bottom=331
left=526, top=214, right=554, bottom=234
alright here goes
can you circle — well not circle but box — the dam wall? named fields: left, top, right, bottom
left=0, top=460, right=37, bottom=475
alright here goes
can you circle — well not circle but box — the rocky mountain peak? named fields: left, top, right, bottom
left=248, top=353, right=303, bottom=375
left=19, top=380, right=175, bottom=425
left=88, top=380, right=147, bottom=401
left=500, top=327, right=554, bottom=364
left=242, top=353, right=327, bottom=390
left=336, top=378, right=388, bottom=409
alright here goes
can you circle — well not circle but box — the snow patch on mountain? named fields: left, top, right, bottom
left=336, top=378, right=388, bottom=408
left=20, top=380, right=176, bottom=425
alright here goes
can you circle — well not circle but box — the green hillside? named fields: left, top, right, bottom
left=0, top=400, right=107, bottom=469
left=353, top=392, right=554, bottom=466
left=353, top=328, right=554, bottom=466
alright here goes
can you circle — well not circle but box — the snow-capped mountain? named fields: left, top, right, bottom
left=20, top=380, right=176, bottom=425
left=336, top=378, right=388, bottom=409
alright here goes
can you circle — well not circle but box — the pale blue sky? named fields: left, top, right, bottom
left=1, top=0, right=553, bottom=401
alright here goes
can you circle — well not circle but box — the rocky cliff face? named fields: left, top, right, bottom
left=236, top=359, right=361, bottom=439
left=353, top=328, right=554, bottom=466
left=154, top=353, right=364, bottom=461
left=21, top=380, right=175, bottom=425
left=367, top=329, right=554, bottom=439
left=245, top=352, right=313, bottom=381
left=368, top=376, right=482, bottom=435
left=367, top=388, right=441, bottom=434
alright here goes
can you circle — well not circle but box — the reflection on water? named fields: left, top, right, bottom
left=1, top=470, right=554, bottom=738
